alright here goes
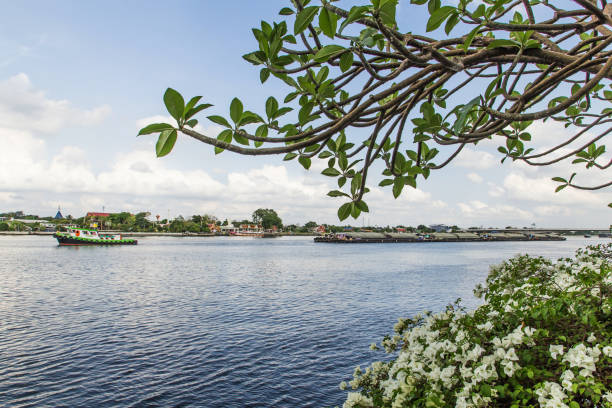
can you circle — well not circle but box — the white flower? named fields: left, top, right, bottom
left=587, top=333, right=596, bottom=343
left=343, top=392, right=373, bottom=408
left=563, top=343, right=600, bottom=377
left=340, top=381, right=348, bottom=390
left=476, top=321, right=493, bottom=332
left=560, top=370, right=574, bottom=390
left=505, top=347, right=519, bottom=361
left=549, top=344, right=564, bottom=360
left=523, top=326, right=536, bottom=337
left=603, top=392, right=612, bottom=403
left=501, top=360, right=519, bottom=377
left=603, top=346, right=612, bottom=357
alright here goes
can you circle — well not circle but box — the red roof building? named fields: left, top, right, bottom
left=86, top=212, right=111, bottom=218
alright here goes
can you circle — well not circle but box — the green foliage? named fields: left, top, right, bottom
left=141, top=1, right=612, bottom=220
left=252, top=208, right=283, bottom=229
left=341, top=244, right=612, bottom=407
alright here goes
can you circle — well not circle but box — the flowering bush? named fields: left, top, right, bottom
left=341, top=244, right=612, bottom=408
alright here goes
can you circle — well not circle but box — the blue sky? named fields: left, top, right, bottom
left=0, top=1, right=610, bottom=227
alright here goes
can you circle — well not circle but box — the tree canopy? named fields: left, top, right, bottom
left=139, top=0, right=612, bottom=219
left=252, top=208, right=283, bottom=229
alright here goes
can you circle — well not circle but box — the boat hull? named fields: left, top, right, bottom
left=54, top=233, right=137, bottom=246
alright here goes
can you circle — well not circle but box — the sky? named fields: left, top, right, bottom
left=0, top=1, right=610, bottom=228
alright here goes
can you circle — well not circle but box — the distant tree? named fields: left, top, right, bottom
left=141, top=1, right=612, bottom=219
left=0, top=222, right=8, bottom=231
left=134, top=212, right=152, bottom=230
left=304, top=221, right=318, bottom=230
left=252, top=208, right=283, bottom=229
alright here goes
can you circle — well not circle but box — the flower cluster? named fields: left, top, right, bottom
left=341, top=244, right=611, bottom=408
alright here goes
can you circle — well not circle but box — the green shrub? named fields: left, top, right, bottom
left=342, top=244, right=612, bottom=408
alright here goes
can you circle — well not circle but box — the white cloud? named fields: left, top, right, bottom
left=454, top=147, right=497, bottom=169
left=533, top=205, right=571, bottom=217
left=467, top=172, right=483, bottom=183
left=457, top=200, right=532, bottom=220
left=0, top=73, right=110, bottom=133
left=503, top=172, right=609, bottom=206
left=487, top=182, right=505, bottom=197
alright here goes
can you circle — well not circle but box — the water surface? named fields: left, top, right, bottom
left=0, top=235, right=606, bottom=407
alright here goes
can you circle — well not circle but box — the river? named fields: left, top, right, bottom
left=0, top=235, right=607, bottom=407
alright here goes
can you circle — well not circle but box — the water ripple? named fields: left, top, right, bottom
left=0, top=235, right=599, bottom=407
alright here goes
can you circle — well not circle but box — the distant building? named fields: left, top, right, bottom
left=429, top=224, right=450, bottom=232
left=55, top=206, right=64, bottom=219
left=315, top=225, right=326, bottom=234
left=86, top=212, right=111, bottom=218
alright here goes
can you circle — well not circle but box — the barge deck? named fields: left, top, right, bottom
left=314, top=232, right=566, bottom=243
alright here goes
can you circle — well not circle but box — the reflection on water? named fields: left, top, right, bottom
left=0, top=235, right=605, bottom=407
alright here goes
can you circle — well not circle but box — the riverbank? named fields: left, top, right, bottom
left=0, top=231, right=317, bottom=237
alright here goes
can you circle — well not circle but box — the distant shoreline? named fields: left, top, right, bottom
left=0, top=231, right=317, bottom=237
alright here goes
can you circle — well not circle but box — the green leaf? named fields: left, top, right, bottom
left=488, top=39, right=520, bottom=49
left=555, top=184, right=567, bottom=193
left=185, top=103, right=213, bottom=120
left=185, top=119, right=198, bottom=128
left=351, top=173, right=362, bottom=195
left=217, top=129, right=233, bottom=144
left=242, top=51, right=265, bottom=65
left=340, top=52, right=354, bottom=72
left=379, top=178, right=394, bottom=187
left=314, top=45, right=345, bottom=62
left=378, top=0, right=398, bottom=26
left=393, top=176, right=404, bottom=198
left=238, top=111, right=262, bottom=126
left=230, top=98, right=243, bottom=124
left=462, top=25, right=482, bottom=51
left=163, top=88, right=185, bottom=122
left=552, top=177, right=567, bottom=183
left=322, top=168, right=341, bottom=177
left=319, top=7, right=338, bottom=38
left=279, top=7, right=294, bottom=15
left=260, top=68, right=270, bottom=83
left=426, top=6, right=455, bottom=32
left=266, top=97, right=279, bottom=119
left=184, top=96, right=202, bottom=117
left=207, top=115, right=232, bottom=128
left=351, top=202, right=361, bottom=219
left=452, top=96, right=480, bottom=133
left=298, top=155, right=312, bottom=169
left=339, top=6, right=369, bottom=33
left=338, top=202, right=352, bottom=221
left=318, top=151, right=333, bottom=159
left=355, top=200, right=369, bottom=212
left=155, top=129, right=177, bottom=157
left=327, top=190, right=349, bottom=197
left=233, top=131, right=249, bottom=146
left=444, top=12, right=459, bottom=34
left=272, top=107, right=293, bottom=119
left=283, top=153, right=298, bottom=161
left=138, top=123, right=174, bottom=136
left=294, top=6, right=319, bottom=35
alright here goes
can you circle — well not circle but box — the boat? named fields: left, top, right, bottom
left=314, top=231, right=566, bottom=243
left=54, top=227, right=137, bottom=246
left=232, top=224, right=264, bottom=237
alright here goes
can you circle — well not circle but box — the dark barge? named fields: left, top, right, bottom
left=314, top=231, right=566, bottom=243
